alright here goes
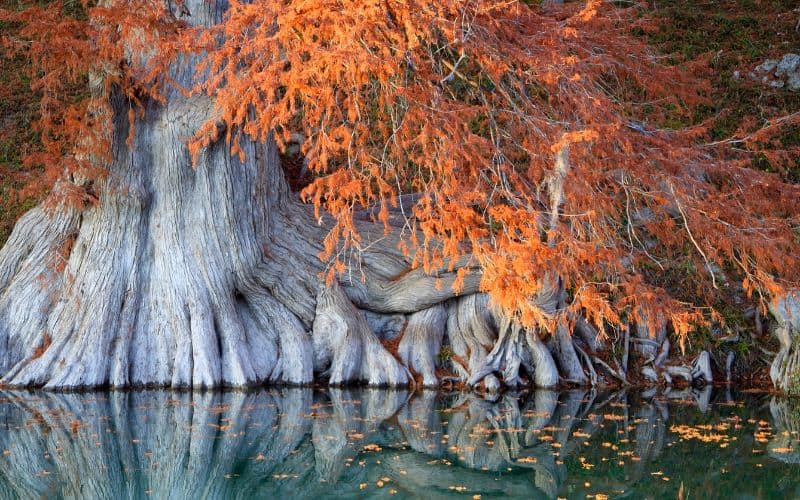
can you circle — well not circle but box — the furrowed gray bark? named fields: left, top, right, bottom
left=769, top=292, right=800, bottom=393
left=549, top=322, right=588, bottom=384
left=445, top=294, right=501, bottom=390
left=398, top=304, right=447, bottom=387
left=312, top=283, right=410, bottom=386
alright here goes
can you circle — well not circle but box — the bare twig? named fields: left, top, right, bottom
left=575, top=344, right=598, bottom=386
left=593, top=356, right=629, bottom=385
left=621, top=326, right=630, bottom=375
left=669, top=182, right=718, bottom=289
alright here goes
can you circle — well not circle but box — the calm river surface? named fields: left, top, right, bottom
left=0, top=387, right=796, bottom=499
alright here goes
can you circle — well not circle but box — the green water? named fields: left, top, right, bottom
left=0, top=387, right=797, bottom=499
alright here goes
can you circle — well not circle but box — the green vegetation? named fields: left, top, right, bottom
left=788, top=368, right=800, bottom=395
left=640, top=0, right=800, bottom=179
left=0, top=1, right=44, bottom=246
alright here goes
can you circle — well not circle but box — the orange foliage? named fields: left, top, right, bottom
left=2, top=1, right=799, bottom=343
left=0, top=0, right=178, bottom=201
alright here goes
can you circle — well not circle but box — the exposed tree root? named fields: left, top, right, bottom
left=467, top=317, right=559, bottom=389
left=445, top=294, right=501, bottom=391
left=593, top=356, right=629, bottom=385
left=313, top=283, right=410, bottom=386
left=574, top=344, right=598, bottom=386
left=398, top=304, right=447, bottom=387
left=770, top=292, right=800, bottom=393
left=623, top=309, right=716, bottom=388
left=549, top=322, right=588, bottom=385
left=691, top=351, right=713, bottom=385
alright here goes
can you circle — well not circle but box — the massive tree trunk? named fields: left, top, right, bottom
left=0, top=0, right=572, bottom=390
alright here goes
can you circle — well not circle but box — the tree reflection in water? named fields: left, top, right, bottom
left=0, top=387, right=796, bottom=499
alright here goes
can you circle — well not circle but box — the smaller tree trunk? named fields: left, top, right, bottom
left=398, top=304, right=447, bottom=387
left=770, top=292, right=800, bottom=393
left=312, top=283, right=410, bottom=386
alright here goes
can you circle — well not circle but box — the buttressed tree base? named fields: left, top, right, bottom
left=0, top=0, right=798, bottom=391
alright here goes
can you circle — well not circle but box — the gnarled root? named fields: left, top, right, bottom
left=0, top=199, right=80, bottom=377
left=628, top=307, right=714, bottom=388
left=691, top=351, right=713, bottom=385
left=548, top=322, right=588, bottom=385
left=312, top=283, right=410, bottom=386
left=769, top=292, right=800, bottom=393
left=445, top=293, right=501, bottom=391
left=664, top=365, right=691, bottom=384
left=468, top=317, right=558, bottom=389
left=771, top=340, right=800, bottom=393
left=398, top=304, right=447, bottom=387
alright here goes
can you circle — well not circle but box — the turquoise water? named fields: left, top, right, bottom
left=0, top=387, right=797, bottom=499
